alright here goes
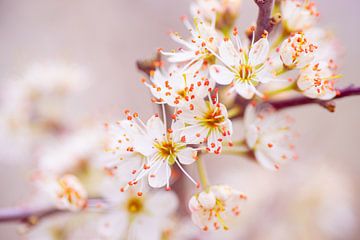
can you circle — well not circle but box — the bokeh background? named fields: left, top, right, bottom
left=0, top=0, right=359, bottom=239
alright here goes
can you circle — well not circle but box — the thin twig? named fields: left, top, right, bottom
left=253, top=0, right=277, bottom=41
left=232, top=85, right=360, bottom=118
left=0, top=198, right=106, bottom=224
left=268, top=85, right=360, bottom=112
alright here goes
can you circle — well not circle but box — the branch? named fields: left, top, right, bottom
left=136, top=52, right=162, bottom=77
left=0, top=198, right=106, bottom=225
left=268, top=85, right=360, bottom=112
left=232, top=85, right=360, bottom=118
left=253, top=0, right=280, bottom=41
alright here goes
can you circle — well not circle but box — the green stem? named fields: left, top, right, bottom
left=196, top=157, right=209, bottom=190
left=227, top=106, right=242, bottom=119
left=221, top=149, right=250, bottom=156
left=265, top=81, right=297, bottom=98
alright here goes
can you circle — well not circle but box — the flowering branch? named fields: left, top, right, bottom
left=0, top=198, right=106, bottom=224
left=253, top=0, right=280, bottom=41
left=268, top=85, right=360, bottom=112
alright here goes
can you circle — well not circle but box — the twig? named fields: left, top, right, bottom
left=268, top=85, right=360, bottom=112
left=253, top=0, right=279, bottom=41
left=232, top=85, right=360, bottom=118
left=136, top=52, right=162, bottom=77
left=0, top=198, right=106, bottom=224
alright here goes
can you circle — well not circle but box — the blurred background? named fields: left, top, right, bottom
left=0, top=0, right=359, bottom=239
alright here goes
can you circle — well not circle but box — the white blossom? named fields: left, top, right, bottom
left=297, top=61, right=338, bottom=100
left=105, top=111, right=199, bottom=192
left=244, top=104, right=297, bottom=170
left=209, top=35, right=274, bottom=99
left=177, top=98, right=232, bottom=154
left=189, top=185, right=247, bottom=231
left=281, top=0, right=319, bottom=32
left=147, top=62, right=215, bottom=107
left=43, top=174, right=88, bottom=211
left=97, top=180, right=178, bottom=240
left=162, top=15, right=221, bottom=70
left=279, top=33, right=317, bottom=69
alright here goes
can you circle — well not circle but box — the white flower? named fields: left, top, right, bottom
left=98, top=180, right=178, bottom=240
left=162, top=16, right=220, bottom=70
left=0, top=61, right=88, bottom=142
left=209, top=36, right=274, bottom=99
left=38, top=127, right=104, bottom=176
left=189, top=185, right=247, bottom=231
left=43, top=174, right=88, bottom=211
left=244, top=104, right=296, bottom=170
left=281, top=0, right=319, bottom=32
left=177, top=98, right=232, bottom=154
left=190, top=0, right=242, bottom=22
left=147, top=63, right=215, bottom=107
left=280, top=33, right=317, bottom=69
left=305, top=27, right=342, bottom=62
left=297, top=61, right=338, bottom=100
left=105, top=111, right=199, bottom=191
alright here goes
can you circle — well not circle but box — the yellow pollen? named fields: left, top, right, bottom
left=126, top=197, right=143, bottom=214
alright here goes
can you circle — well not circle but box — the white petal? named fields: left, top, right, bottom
left=254, top=149, right=277, bottom=171
left=188, top=196, right=200, bottom=212
left=209, top=65, right=235, bottom=85
left=148, top=161, right=170, bottom=188
left=133, top=134, right=156, bottom=156
left=177, top=148, right=197, bottom=165
left=180, top=125, right=208, bottom=144
left=219, top=40, right=241, bottom=66
left=245, top=124, right=259, bottom=148
left=146, top=191, right=178, bottom=216
left=146, top=115, right=165, bottom=140
left=198, top=191, right=216, bottom=209
left=234, top=82, right=255, bottom=99
left=249, top=38, right=269, bottom=66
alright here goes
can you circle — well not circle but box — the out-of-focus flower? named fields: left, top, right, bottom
left=44, top=174, right=87, bottom=211
left=0, top=62, right=88, bottom=142
left=105, top=113, right=198, bottom=192
left=297, top=61, right=338, bottom=100
left=244, top=104, right=296, bottom=170
left=97, top=180, right=178, bottom=240
left=147, top=62, right=215, bottom=107
left=189, top=185, right=246, bottom=231
left=306, top=27, right=342, bottom=62
left=178, top=98, right=232, bottom=154
left=36, top=126, right=106, bottom=195
left=162, top=16, right=220, bottom=70
left=279, top=33, right=317, bottom=69
left=190, top=0, right=242, bottom=32
left=281, top=0, right=319, bottom=32
left=209, top=35, right=274, bottom=99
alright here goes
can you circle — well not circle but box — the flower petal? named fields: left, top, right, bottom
left=148, top=161, right=170, bottom=188
left=219, top=39, right=240, bottom=67
left=209, top=65, right=235, bottom=85
left=249, top=38, right=269, bottom=66
left=177, top=147, right=197, bottom=165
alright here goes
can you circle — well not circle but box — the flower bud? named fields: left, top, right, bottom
left=198, top=191, right=216, bottom=209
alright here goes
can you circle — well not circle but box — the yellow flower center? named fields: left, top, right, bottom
left=236, top=64, right=254, bottom=82
left=126, top=197, right=144, bottom=214
left=154, top=139, right=184, bottom=165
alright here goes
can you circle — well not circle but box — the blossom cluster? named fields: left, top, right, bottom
left=0, top=0, right=346, bottom=239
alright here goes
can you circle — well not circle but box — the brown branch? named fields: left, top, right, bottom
left=253, top=0, right=278, bottom=41
left=268, top=85, right=360, bottom=112
left=136, top=52, right=162, bottom=77
left=232, top=85, right=360, bottom=118
left=0, top=198, right=106, bottom=225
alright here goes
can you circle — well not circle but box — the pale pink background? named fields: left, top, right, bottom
left=0, top=0, right=359, bottom=239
